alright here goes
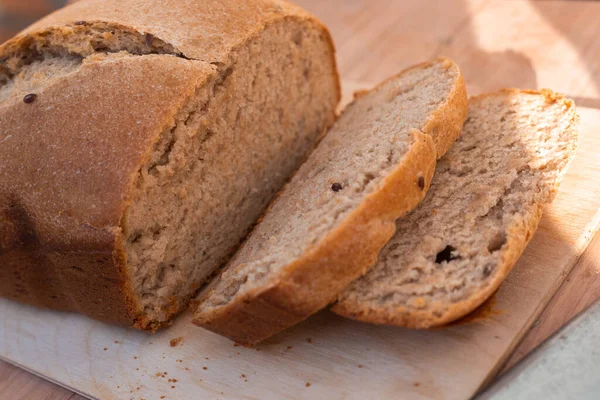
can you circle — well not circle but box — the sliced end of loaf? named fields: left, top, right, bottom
left=121, top=17, right=340, bottom=329
left=333, top=89, right=579, bottom=328
left=193, top=58, right=468, bottom=344
left=0, top=3, right=340, bottom=329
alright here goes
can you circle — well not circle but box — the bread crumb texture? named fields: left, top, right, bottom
left=334, top=89, right=579, bottom=327
left=193, top=58, right=467, bottom=344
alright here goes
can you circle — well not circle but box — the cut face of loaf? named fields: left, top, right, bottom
left=333, top=89, right=579, bottom=327
left=0, top=0, right=340, bottom=329
left=193, top=58, right=468, bottom=344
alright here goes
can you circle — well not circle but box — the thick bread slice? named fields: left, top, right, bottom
left=193, top=58, right=468, bottom=344
left=333, top=89, right=579, bottom=327
left=0, top=0, right=340, bottom=329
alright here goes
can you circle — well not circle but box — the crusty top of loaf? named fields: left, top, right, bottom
left=6, top=0, right=312, bottom=64
left=0, top=55, right=212, bottom=237
left=0, top=0, right=336, bottom=235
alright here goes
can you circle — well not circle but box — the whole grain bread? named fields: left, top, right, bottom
left=333, top=89, right=579, bottom=327
left=0, top=0, right=340, bottom=329
left=192, top=58, right=468, bottom=344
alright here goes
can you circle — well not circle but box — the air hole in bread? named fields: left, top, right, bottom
left=292, top=31, right=303, bottom=46
left=381, top=292, right=394, bottom=302
left=435, top=245, right=460, bottom=264
left=487, top=231, right=507, bottom=253
left=482, top=264, right=494, bottom=278
left=303, top=67, right=310, bottom=79
left=362, top=172, right=376, bottom=186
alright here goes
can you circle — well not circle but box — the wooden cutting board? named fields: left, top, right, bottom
left=1, top=79, right=600, bottom=399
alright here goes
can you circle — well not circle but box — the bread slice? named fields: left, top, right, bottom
left=0, top=0, right=340, bottom=329
left=333, top=89, right=579, bottom=328
left=192, top=58, right=468, bottom=344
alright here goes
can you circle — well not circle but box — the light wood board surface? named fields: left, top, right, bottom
left=3, top=0, right=600, bottom=399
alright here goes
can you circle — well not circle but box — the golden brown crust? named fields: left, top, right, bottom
left=15, top=0, right=304, bottom=61
left=0, top=0, right=340, bottom=328
left=3, top=0, right=340, bottom=101
left=193, top=60, right=468, bottom=344
left=0, top=54, right=212, bottom=325
left=352, top=57, right=467, bottom=158
left=332, top=89, right=579, bottom=328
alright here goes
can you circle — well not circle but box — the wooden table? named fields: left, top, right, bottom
left=2, top=0, right=600, bottom=398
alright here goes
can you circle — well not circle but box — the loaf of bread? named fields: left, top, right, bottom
left=0, top=0, right=340, bottom=330
left=193, top=58, right=468, bottom=344
left=333, top=89, right=579, bottom=327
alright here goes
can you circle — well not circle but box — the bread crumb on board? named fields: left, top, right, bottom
left=305, top=382, right=311, bottom=388
left=169, top=337, right=183, bottom=347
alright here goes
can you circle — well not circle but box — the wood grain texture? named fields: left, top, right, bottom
left=0, top=360, right=75, bottom=400
left=505, top=230, right=600, bottom=371
left=3, top=0, right=600, bottom=399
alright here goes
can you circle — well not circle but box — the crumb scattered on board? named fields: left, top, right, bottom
left=170, top=337, right=183, bottom=347
left=305, top=382, right=311, bottom=388
left=307, top=338, right=312, bottom=344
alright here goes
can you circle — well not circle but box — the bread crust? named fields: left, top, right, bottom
left=0, top=54, right=213, bottom=326
left=332, top=89, right=579, bottom=328
left=0, top=0, right=340, bottom=329
left=193, top=58, right=468, bottom=344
